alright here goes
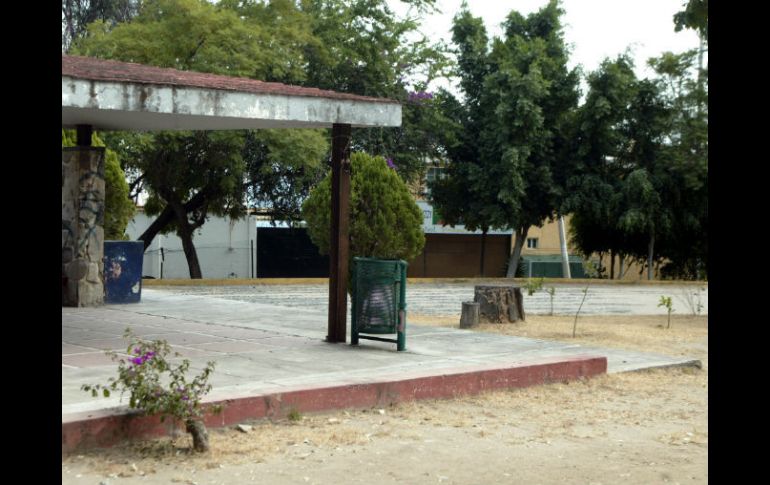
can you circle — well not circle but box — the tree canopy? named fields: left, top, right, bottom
left=301, top=152, right=425, bottom=263
left=430, top=0, right=579, bottom=277
left=68, top=0, right=448, bottom=277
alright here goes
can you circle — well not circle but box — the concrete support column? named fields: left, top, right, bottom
left=62, top=146, right=105, bottom=306
left=327, top=123, right=351, bottom=343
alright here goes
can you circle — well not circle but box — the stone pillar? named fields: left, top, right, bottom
left=62, top=147, right=105, bottom=306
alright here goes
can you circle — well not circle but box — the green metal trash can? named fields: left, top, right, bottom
left=351, top=257, right=408, bottom=351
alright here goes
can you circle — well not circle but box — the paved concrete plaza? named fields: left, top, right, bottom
left=63, top=286, right=702, bottom=417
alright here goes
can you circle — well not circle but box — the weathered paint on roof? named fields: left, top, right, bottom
left=61, top=56, right=402, bottom=131
left=62, top=55, right=399, bottom=105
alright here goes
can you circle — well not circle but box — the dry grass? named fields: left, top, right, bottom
left=409, top=313, right=708, bottom=366
left=63, top=313, right=708, bottom=483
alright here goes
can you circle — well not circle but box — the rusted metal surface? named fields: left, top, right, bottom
left=327, top=123, right=351, bottom=343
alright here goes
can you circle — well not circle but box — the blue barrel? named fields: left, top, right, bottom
left=103, top=241, right=145, bottom=303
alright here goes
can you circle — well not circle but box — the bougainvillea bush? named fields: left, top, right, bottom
left=82, top=329, right=217, bottom=452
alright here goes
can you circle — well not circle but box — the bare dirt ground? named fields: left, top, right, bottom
left=62, top=314, right=708, bottom=485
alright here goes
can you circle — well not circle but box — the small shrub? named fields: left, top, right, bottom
left=678, top=287, right=705, bottom=316
left=658, top=295, right=674, bottom=329
left=573, top=261, right=598, bottom=337
left=546, top=286, right=556, bottom=316
left=81, top=328, right=217, bottom=452
left=523, top=277, right=544, bottom=296
left=287, top=408, right=302, bottom=422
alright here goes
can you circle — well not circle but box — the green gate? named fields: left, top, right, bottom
left=351, top=257, right=407, bottom=351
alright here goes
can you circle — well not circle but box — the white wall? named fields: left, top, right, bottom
left=126, top=212, right=258, bottom=279
left=417, top=201, right=512, bottom=235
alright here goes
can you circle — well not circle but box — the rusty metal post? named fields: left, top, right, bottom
left=327, top=123, right=351, bottom=343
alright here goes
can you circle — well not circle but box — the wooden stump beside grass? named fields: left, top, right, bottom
left=474, top=285, right=525, bottom=323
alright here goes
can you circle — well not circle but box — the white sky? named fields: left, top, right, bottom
left=389, top=0, right=702, bottom=96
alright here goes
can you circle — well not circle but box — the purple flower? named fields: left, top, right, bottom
left=130, top=357, right=143, bottom=365
left=386, top=158, right=397, bottom=170
left=407, top=91, right=434, bottom=103
left=181, top=395, right=189, bottom=401
left=133, top=347, right=142, bottom=355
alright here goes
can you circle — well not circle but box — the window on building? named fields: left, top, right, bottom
left=526, top=237, right=539, bottom=249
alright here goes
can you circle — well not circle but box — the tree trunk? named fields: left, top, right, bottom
left=178, top=226, right=203, bottom=279
left=479, top=229, right=487, bottom=277
left=474, top=285, right=525, bottom=323
left=558, top=215, right=571, bottom=278
left=647, top=232, right=655, bottom=280
left=138, top=189, right=211, bottom=250
left=610, top=249, right=615, bottom=279
left=597, top=251, right=604, bottom=278
left=618, top=253, right=626, bottom=279
left=505, top=227, right=529, bottom=278
left=138, top=206, right=174, bottom=251
left=185, top=419, right=210, bottom=453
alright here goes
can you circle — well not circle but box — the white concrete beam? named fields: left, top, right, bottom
left=62, top=77, right=402, bottom=131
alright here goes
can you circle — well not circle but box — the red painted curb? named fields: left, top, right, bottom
left=62, top=355, right=606, bottom=453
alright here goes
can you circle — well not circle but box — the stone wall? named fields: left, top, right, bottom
left=62, top=147, right=105, bottom=306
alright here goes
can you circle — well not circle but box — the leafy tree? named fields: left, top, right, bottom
left=71, top=0, right=329, bottom=277
left=138, top=131, right=247, bottom=279
left=431, top=1, right=579, bottom=277
left=71, top=0, right=448, bottom=277
left=565, top=56, right=642, bottom=277
left=674, top=0, right=708, bottom=40
left=62, top=129, right=135, bottom=240
left=242, top=129, right=329, bottom=224
left=62, top=0, right=141, bottom=52
left=297, top=0, right=451, bottom=182
left=647, top=49, right=707, bottom=279
left=617, top=79, right=672, bottom=279
left=428, top=9, right=514, bottom=276
left=301, top=152, right=425, bottom=264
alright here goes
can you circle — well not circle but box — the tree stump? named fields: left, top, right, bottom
left=460, top=301, right=480, bottom=328
left=474, top=285, right=525, bottom=323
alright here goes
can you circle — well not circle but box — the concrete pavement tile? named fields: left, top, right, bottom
left=62, top=352, right=124, bottom=367
left=61, top=329, right=117, bottom=342
left=165, top=346, right=223, bottom=359
left=139, top=332, right=230, bottom=346
left=62, top=343, right=100, bottom=355
left=69, top=337, right=132, bottom=351
left=203, top=327, right=284, bottom=339
left=188, top=340, right=275, bottom=353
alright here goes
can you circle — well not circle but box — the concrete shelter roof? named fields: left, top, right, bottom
left=61, top=55, right=402, bottom=131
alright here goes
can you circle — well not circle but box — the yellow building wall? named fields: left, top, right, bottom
left=513, top=215, right=659, bottom=280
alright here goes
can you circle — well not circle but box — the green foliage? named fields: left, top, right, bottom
left=62, top=0, right=141, bottom=52
left=81, top=328, right=216, bottom=434
left=69, top=0, right=450, bottom=271
left=287, top=408, right=302, bottom=422
left=567, top=2, right=708, bottom=281
left=431, top=1, right=580, bottom=276
left=674, top=0, right=708, bottom=39
left=658, top=295, right=674, bottom=328
left=62, top=129, right=135, bottom=240
left=243, top=129, right=329, bottom=223
left=296, top=0, right=452, bottom=182
left=302, top=152, right=425, bottom=262
left=524, top=277, right=544, bottom=296
left=546, top=286, right=556, bottom=316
